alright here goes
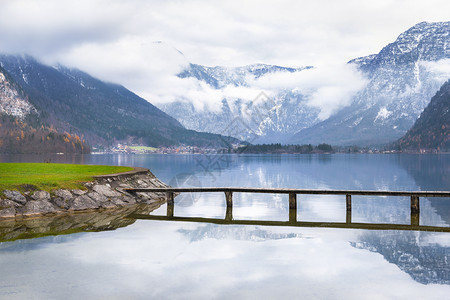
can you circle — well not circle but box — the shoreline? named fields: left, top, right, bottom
left=0, top=167, right=169, bottom=220
left=90, top=151, right=450, bottom=155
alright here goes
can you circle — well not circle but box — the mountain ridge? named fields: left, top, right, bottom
left=395, top=79, right=450, bottom=151
left=160, top=63, right=319, bottom=143
left=291, top=21, right=450, bottom=146
left=0, top=54, right=241, bottom=149
left=2, top=21, right=448, bottom=149
left=0, top=65, right=89, bottom=153
left=159, top=21, right=450, bottom=146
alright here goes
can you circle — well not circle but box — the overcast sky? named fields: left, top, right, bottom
left=0, top=0, right=449, bottom=113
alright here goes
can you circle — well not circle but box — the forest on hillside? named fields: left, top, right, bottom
left=0, top=114, right=90, bottom=154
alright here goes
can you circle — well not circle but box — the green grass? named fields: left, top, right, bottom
left=0, top=163, right=133, bottom=192
left=128, top=146, right=158, bottom=152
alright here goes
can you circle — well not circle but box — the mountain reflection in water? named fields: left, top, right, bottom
left=353, top=230, right=450, bottom=285
left=0, top=153, right=448, bottom=298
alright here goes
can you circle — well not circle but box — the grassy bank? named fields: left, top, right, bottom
left=0, top=163, right=133, bottom=192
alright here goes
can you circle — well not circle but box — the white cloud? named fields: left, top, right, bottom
left=222, top=85, right=270, bottom=102
left=0, top=0, right=447, bottom=120
left=1, top=0, right=449, bottom=67
left=301, top=65, right=369, bottom=120
left=2, top=222, right=450, bottom=299
left=141, top=57, right=368, bottom=121
left=242, top=63, right=369, bottom=120
left=0, top=0, right=135, bottom=58
left=419, top=59, right=450, bottom=81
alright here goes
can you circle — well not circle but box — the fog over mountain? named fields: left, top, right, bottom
left=291, top=21, right=450, bottom=146
left=2, top=14, right=449, bottom=147
left=0, top=54, right=241, bottom=149
left=159, top=22, right=450, bottom=146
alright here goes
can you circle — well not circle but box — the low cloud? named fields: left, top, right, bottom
left=151, top=58, right=368, bottom=122
left=1, top=0, right=441, bottom=121
left=153, top=62, right=368, bottom=121
left=50, top=36, right=369, bottom=120
left=419, top=59, right=450, bottom=81
left=144, top=62, right=368, bottom=122
left=246, top=64, right=369, bottom=120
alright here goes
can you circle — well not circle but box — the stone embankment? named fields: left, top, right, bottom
left=0, top=167, right=168, bottom=219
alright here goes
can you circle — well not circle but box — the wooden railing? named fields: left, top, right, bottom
left=125, top=187, right=450, bottom=232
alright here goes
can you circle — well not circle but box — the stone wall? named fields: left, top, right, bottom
left=0, top=168, right=169, bottom=219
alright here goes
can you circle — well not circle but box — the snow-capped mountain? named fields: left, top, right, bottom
left=0, top=63, right=90, bottom=153
left=352, top=230, right=450, bottom=285
left=178, top=63, right=309, bottom=88
left=396, top=79, right=450, bottom=151
left=0, top=54, right=241, bottom=148
left=161, top=21, right=449, bottom=146
left=160, top=63, right=319, bottom=143
left=291, top=21, right=450, bottom=146
left=0, top=65, right=36, bottom=118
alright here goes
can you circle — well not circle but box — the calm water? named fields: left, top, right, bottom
left=0, top=153, right=449, bottom=299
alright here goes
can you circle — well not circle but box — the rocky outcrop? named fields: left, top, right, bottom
left=0, top=65, right=36, bottom=118
left=0, top=167, right=168, bottom=219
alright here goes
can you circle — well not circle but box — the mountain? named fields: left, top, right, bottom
left=0, top=65, right=36, bottom=118
left=159, top=63, right=319, bottom=143
left=395, top=79, right=450, bottom=151
left=352, top=231, right=450, bottom=285
left=0, top=65, right=88, bottom=153
left=160, top=22, right=449, bottom=146
left=4, top=22, right=447, bottom=148
left=178, top=63, right=309, bottom=88
left=291, top=21, right=450, bottom=146
left=396, top=154, right=450, bottom=223
left=0, top=55, right=240, bottom=148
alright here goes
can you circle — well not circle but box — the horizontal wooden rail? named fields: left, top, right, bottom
left=126, top=187, right=450, bottom=230
left=125, top=187, right=450, bottom=197
left=129, top=214, right=450, bottom=233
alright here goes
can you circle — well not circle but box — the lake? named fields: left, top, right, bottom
left=0, top=153, right=449, bottom=299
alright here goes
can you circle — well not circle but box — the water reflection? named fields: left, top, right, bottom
left=179, top=222, right=450, bottom=285
left=396, top=154, right=450, bottom=190
left=0, top=153, right=449, bottom=298
left=396, top=154, right=450, bottom=223
left=353, top=230, right=450, bottom=285
left=178, top=224, right=304, bottom=242
left=133, top=213, right=450, bottom=232
left=1, top=221, right=449, bottom=300
left=0, top=203, right=162, bottom=243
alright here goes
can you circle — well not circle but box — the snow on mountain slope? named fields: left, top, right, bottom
left=0, top=65, right=36, bottom=119
left=0, top=54, right=241, bottom=148
left=162, top=22, right=449, bottom=145
left=291, top=21, right=450, bottom=146
left=4, top=22, right=448, bottom=147
left=160, top=62, right=367, bottom=143
left=160, top=64, right=322, bottom=143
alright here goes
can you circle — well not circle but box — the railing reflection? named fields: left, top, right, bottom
left=126, top=187, right=450, bottom=232
left=130, top=213, right=450, bottom=232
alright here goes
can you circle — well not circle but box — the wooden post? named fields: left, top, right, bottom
left=225, top=191, right=233, bottom=208
left=346, top=194, right=352, bottom=224
left=225, top=205, right=233, bottom=221
left=289, top=193, right=297, bottom=210
left=167, top=192, right=174, bottom=217
left=167, top=192, right=175, bottom=205
left=289, top=208, right=297, bottom=223
left=411, top=195, right=419, bottom=226
left=289, top=193, right=297, bottom=223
